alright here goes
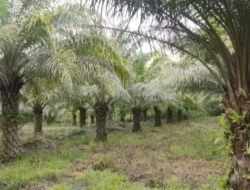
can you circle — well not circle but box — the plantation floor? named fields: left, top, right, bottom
left=0, top=117, right=227, bottom=190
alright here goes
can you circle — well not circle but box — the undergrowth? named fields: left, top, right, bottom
left=0, top=117, right=226, bottom=190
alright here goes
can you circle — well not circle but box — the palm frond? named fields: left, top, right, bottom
left=169, top=63, right=223, bottom=95
left=0, top=0, right=7, bottom=24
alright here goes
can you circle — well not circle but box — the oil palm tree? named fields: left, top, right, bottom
left=53, top=5, right=129, bottom=140
left=61, top=40, right=128, bottom=140
left=68, top=73, right=127, bottom=141
left=115, top=31, right=177, bottom=128
left=0, top=0, right=75, bottom=161
left=60, top=85, right=91, bottom=128
left=21, top=79, right=65, bottom=134
left=117, top=52, right=176, bottom=131
left=171, top=57, right=223, bottom=96
left=92, top=76, right=129, bottom=141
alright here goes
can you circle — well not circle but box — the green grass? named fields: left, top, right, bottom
left=77, top=169, right=149, bottom=190
left=0, top=127, right=89, bottom=189
left=0, top=117, right=226, bottom=190
left=48, top=184, right=71, bottom=190
left=169, top=126, right=223, bottom=160
left=107, top=117, right=224, bottom=161
left=0, top=144, right=87, bottom=189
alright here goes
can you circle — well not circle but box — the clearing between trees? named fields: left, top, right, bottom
left=0, top=117, right=225, bottom=190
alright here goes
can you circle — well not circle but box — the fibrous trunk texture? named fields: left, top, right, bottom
left=72, top=113, right=77, bottom=126
left=79, top=107, right=86, bottom=128
left=177, top=109, right=182, bottom=122
left=0, top=76, right=23, bottom=162
left=132, top=107, right=142, bottom=132
left=223, top=90, right=250, bottom=189
left=154, top=106, right=162, bottom=127
left=143, top=108, right=147, bottom=121
left=94, top=101, right=108, bottom=141
left=91, top=114, right=95, bottom=124
left=33, top=103, right=43, bottom=134
left=167, top=107, right=173, bottom=123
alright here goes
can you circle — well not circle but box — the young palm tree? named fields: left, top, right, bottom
left=72, top=108, right=78, bottom=126
left=116, top=31, right=178, bottom=127
left=93, top=78, right=129, bottom=141
left=117, top=52, right=176, bottom=131
left=61, top=86, right=90, bottom=128
left=147, top=53, right=177, bottom=127
left=21, top=79, right=65, bottom=134
left=78, top=106, right=87, bottom=128
left=71, top=74, right=127, bottom=141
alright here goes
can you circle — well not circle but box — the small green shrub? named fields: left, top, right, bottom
left=145, top=178, right=165, bottom=188
left=145, top=177, right=191, bottom=190
left=203, top=98, right=224, bottom=116
left=166, top=177, right=190, bottom=190
left=93, top=153, right=116, bottom=171
left=200, top=176, right=227, bottom=190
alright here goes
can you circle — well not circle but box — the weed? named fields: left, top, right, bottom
left=166, top=177, right=190, bottom=190
left=145, top=178, right=166, bottom=188
left=0, top=117, right=225, bottom=189
left=77, top=169, right=149, bottom=190
left=93, top=153, right=117, bottom=171
left=169, top=126, right=224, bottom=160
left=48, top=184, right=71, bottom=190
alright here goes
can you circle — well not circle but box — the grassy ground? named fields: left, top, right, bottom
left=0, top=117, right=227, bottom=190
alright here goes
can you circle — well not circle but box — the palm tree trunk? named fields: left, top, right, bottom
left=33, top=103, right=43, bottom=134
left=94, top=101, right=108, bottom=141
left=223, top=90, right=250, bottom=189
left=154, top=106, right=162, bottom=127
left=177, top=109, right=182, bottom=122
left=183, top=112, right=188, bottom=120
left=120, top=110, right=126, bottom=122
left=167, top=107, right=173, bottom=123
left=1, top=89, right=22, bottom=161
left=79, top=107, right=86, bottom=128
left=72, top=113, right=77, bottom=126
left=91, top=114, right=95, bottom=124
left=132, top=107, right=142, bottom=132
left=46, top=112, right=55, bottom=125
left=143, top=108, right=147, bottom=121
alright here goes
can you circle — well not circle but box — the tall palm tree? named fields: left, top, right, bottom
left=0, top=0, right=75, bottom=161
